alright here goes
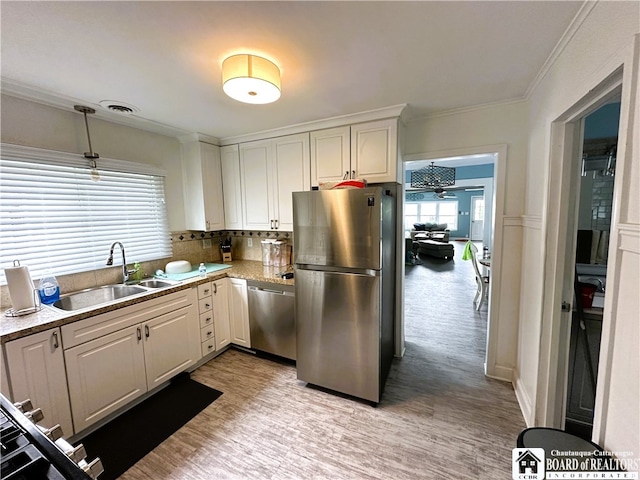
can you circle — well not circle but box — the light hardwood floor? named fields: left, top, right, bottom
left=121, top=244, right=525, bottom=479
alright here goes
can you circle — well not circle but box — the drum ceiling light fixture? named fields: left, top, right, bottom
left=222, top=54, right=281, bottom=104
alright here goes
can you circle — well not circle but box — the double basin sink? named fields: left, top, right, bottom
left=51, top=279, right=180, bottom=312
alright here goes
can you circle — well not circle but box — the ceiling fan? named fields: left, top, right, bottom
left=432, top=187, right=456, bottom=199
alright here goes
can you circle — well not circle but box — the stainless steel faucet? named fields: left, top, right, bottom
left=106, top=242, right=136, bottom=283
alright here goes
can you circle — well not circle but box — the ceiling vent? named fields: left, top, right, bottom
left=99, top=100, right=139, bottom=114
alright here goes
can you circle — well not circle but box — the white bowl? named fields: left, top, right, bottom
left=165, top=260, right=192, bottom=274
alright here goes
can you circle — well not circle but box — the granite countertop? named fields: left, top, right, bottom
left=1, top=260, right=293, bottom=344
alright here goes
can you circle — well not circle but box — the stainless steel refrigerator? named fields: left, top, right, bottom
left=293, top=186, right=396, bottom=403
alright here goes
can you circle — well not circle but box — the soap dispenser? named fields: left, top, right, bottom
left=38, top=271, right=60, bottom=304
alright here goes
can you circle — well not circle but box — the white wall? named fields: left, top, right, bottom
left=0, top=95, right=187, bottom=231
left=521, top=0, right=639, bottom=457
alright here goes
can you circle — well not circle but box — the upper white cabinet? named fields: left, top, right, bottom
left=4, top=328, right=74, bottom=436
left=310, top=126, right=350, bottom=187
left=351, top=118, right=398, bottom=183
left=310, top=119, right=399, bottom=187
left=220, top=145, right=243, bottom=230
left=182, top=141, right=225, bottom=231
left=239, top=132, right=310, bottom=231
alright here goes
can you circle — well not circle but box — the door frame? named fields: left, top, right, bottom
left=402, top=143, right=507, bottom=380
left=537, top=56, right=632, bottom=440
left=470, top=195, right=484, bottom=241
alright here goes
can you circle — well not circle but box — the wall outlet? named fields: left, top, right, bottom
left=202, top=239, right=212, bottom=249
left=247, top=238, right=253, bottom=247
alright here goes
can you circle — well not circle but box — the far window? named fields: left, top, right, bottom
left=405, top=201, right=458, bottom=235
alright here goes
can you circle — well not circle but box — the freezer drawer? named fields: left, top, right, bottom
left=295, top=267, right=383, bottom=402
left=247, top=281, right=296, bottom=361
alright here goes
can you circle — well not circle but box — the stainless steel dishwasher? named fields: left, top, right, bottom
left=247, top=281, right=296, bottom=361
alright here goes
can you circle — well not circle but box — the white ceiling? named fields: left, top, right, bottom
left=1, top=1, right=583, bottom=141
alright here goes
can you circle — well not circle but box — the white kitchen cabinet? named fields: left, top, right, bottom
left=350, top=118, right=399, bottom=183
left=310, top=119, right=399, bottom=186
left=182, top=141, right=225, bottom=231
left=272, top=133, right=311, bottom=230
left=143, top=306, right=201, bottom=389
left=212, top=278, right=231, bottom=351
left=197, top=279, right=231, bottom=355
left=4, top=328, right=74, bottom=435
left=239, top=133, right=310, bottom=231
left=229, top=278, right=250, bottom=348
left=62, top=289, right=199, bottom=433
left=65, top=324, right=147, bottom=432
left=310, top=126, right=351, bottom=187
left=220, top=144, right=243, bottom=230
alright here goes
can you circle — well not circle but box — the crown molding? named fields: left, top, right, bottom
left=524, top=1, right=598, bottom=100
left=407, top=97, right=526, bottom=123
left=177, top=133, right=221, bottom=145
left=218, top=104, right=407, bottom=145
left=1, top=77, right=192, bottom=139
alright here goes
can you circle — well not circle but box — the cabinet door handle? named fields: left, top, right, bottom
left=145, top=325, right=150, bottom=338
left=137, top=327, right=142, bottom=341
left=52, top=331, right=59, bottom=349
left=205, top=316, right=212, bottom=323
left=206, top=220, right=210, bottom=230
left=351, top=170, right=355, bottom=179
left=206, top=331, right=213, bottom=337
left=213, top=283, right=217, bottom=295
left=274, top=219, right=279, bottom=229
left=344, top=171, right=349, bottom=180
left=205, top=303, right=211, bottom=309
left=204, top=288, right=210, bottom=294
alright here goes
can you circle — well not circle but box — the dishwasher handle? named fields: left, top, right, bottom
left=248, top=285, right=294, bottom=296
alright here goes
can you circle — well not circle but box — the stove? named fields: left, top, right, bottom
left=1, top=394, right=102, bottom=480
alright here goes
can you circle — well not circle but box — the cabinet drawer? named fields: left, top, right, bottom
left=201, top=339, right=216, bottom=357
left=61, top=288, right=195, bottom=349
left=197, top=282, right=213, bottom=299
left=200, top=325, right=215, bottom=342
left=199, top=311, right=214, bottom=328
left=198, top=297, right=213, bottom=314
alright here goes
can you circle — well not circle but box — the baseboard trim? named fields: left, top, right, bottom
left=485, top=364, right=513, bottom=382
left=513, top=372, right=535, bottom=427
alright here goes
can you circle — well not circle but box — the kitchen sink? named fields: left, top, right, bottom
left=137, top=279, right=178, bottom=289
left=52, top=284, right=148, bottom=312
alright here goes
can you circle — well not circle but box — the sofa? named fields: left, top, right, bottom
left=410, top=223, right=450, bottom=243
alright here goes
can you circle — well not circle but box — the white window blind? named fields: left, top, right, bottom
left=0, top=144, right=172, bottom=284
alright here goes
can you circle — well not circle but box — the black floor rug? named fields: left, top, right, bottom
left=78, top=373, right=222, bottom=480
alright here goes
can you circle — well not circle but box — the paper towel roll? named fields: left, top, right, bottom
left=4, top=264, right=37, bottom=311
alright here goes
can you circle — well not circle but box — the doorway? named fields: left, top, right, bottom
left=470, top=196, right=484, bottom=241
left=402, top=153, right=496, bottom=366
left=537, top=66, right=625, bottom=435
left=564, top=100, right=620, bottom=440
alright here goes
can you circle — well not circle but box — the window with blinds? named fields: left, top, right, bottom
left=0, top=144, right=172, bottom=285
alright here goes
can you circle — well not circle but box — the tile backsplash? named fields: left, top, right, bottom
left=1, top=230, right=292, bottom=310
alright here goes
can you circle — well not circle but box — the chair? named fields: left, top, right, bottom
left=468, top=243, right=489, bottom=310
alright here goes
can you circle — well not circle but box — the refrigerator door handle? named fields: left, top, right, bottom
left=295, top=264, right=380, bottom=277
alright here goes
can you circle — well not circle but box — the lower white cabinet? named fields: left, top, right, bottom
left=197, top=279, right=231, bottom=356
left=229, top=278, right=250, bottom=347
left=4, top=328, right=74, bottom=435
left=63, top=291, right=199, bottom=433
left=64, top=325, right=147, bottom=432
left=212, top=278, right=231, bottom=351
